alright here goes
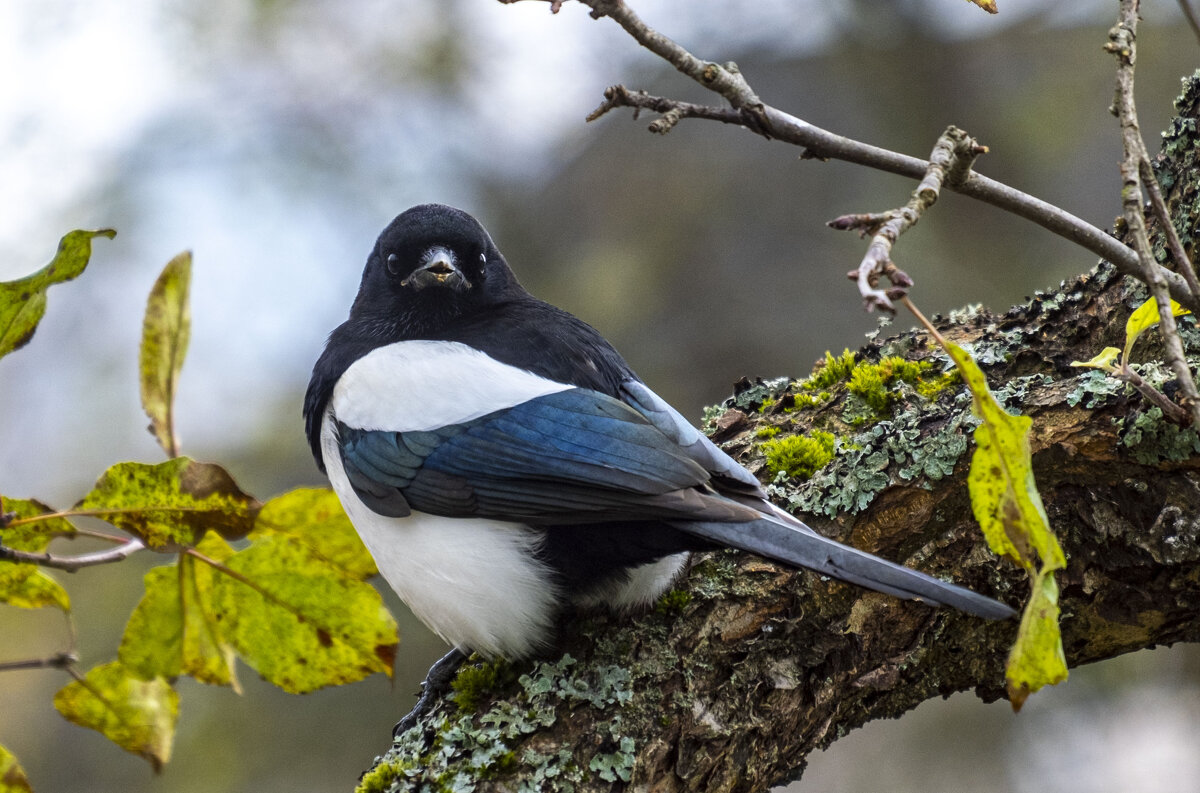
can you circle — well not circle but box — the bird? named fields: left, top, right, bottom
left=303, top=203, right=1014, bottom=729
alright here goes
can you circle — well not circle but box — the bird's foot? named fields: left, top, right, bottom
left=392, top=648, right=468, bottom=738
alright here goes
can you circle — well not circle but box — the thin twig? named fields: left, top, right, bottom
left=0, top=651, right=79, bottom=673
left=587, top=85, right=749, bottom=133
left=1140, top=159, right=1200, bottom=296
left=0, top=537, right=147, bottom=572
left=501, top=0, right=1200, bottom=312
left=1108, top=0, right=1200, bottom=426
left=829, top=126, right=986, bottom=312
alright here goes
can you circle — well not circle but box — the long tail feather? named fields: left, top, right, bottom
left=677, top=509, right=1015, bottom=620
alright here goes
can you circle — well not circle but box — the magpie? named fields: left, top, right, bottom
left=304, top=204, right=1014, bottom=725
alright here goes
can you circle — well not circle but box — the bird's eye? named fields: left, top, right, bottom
left=386, top=253, right=400, bottom=276
left=479, top=253, right=486, bottom=263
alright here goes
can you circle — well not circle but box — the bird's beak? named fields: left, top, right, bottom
left=401, top=247, right=471, bottom=292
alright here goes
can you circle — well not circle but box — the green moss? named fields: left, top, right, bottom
left=757, top=396, right=777, bottom=414
left=355, top=760, right=401, bottom=793
left=655, top=589, right=692, bottom=614
left=755, top=425, right=781, bottom=439
left=845, top=356, right=935, bottom=414
left=785, top=390, right=831, bottom=411
left=761, top=430, right=836, bottom=480
left=916, top=369, right=962, bottom=400
left=805, top=349, right=857, bottom=390
left=450, top=657, right=516, bottom=713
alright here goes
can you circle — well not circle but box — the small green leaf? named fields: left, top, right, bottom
left=140, top=252, right=192, bottom=458
left=1124, top=296, right=1192, bottom=362
left=74, top=458, right=260, bottom=549
left=1006, top=567, right=1068, bottom=710
left=948, top=343, right=1065, bottom=573
left=0, top=743, right=34, bottom=793
left=53, top=660, right=179, bottom=772
left=0, top=497, right=75, bottom=611
left=1069, top=346, right=1121, bottom=372
left=119, top=534, right=239, bottom=691
left=208, top=537, right=397, bottom=694
left=0, top=229, right=116, bottom=360
left=253, top=488, right=377, bottom=580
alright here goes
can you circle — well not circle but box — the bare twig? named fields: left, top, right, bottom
left=1108, top=0, right=1200, bottom=426
left=830, top=126, right=985, bottom=311
left=587, top=85, right=747, bottom=134
left=0, top=537, right=147, bottom=571
left=502, top=0, right=1200, bottom=312
left=0, top=651, right=79, bottom=673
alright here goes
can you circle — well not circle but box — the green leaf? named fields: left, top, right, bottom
left=0, top=229, right=116, bottom=360
left=253, top=488, right=377, bottom=580
left=74, top=458, right=260, bottom=549
left=0, top=497, right=75, bottom=611
left=0, top=744, right=33, bottom=793
left=53, top=660, right=179, bottom=772
left=208, top=536, right=397, bottom=694
left=948, top=343, right=1065, bottom=573
left=1123, top=296, right=1192, bottom=362
left=1069, top=346, right=1121, bottom=372
left=119, top=534, right=239, bottom=691
left=1006, top=567, right=1068, bottom=711
left=140, top=252, right=192, bottom=458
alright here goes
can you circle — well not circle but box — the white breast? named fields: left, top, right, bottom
left=321, top=411, right=560, bottom=659
left=330, top=339, right=572, bottom=432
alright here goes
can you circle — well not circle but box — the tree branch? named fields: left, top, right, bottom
left=829, top=125, right=986, bottom=312
left=0, top=537, right=146, bottom=572
left=1107, top=0, right=1200, bottom=426
left=505, top=0, right=1199, bottom=312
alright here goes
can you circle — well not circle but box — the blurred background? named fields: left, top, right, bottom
left=1, top=0, right=1198, bottom=791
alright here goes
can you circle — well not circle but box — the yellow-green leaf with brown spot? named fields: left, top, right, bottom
left=53, top=661, right=179, bottom=772
left=1006, top=567, right=1069, bottom=710
left=207, top=535, right=397, bottom=694
left=252, top=488, right=377, bottom=580
left=0, top=744, right=33, bottom=793
left=74, top=458, right=259, bottom=549
left=140, top=252, right=192, bottom=458
left=0, top=229, right=115, bottom=360
left=0, top=497, right=75, bottom=611
left=119, top=533, right=239, bottom=691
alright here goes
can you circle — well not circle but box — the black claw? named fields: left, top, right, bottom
left=392, top=648, right=468, bottom=738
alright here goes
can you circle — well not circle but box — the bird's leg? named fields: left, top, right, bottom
left=392, top=648, right=468, bottom=738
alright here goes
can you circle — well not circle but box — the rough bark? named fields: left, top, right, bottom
left=353, top=75, right=1200, bottom=793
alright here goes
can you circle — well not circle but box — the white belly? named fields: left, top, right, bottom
left=321, top=413, right=559, bottom=659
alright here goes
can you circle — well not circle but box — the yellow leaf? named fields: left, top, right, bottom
left=0, top=743, right=33, bottom=793
left=140, top=252, right=192, bottom=458
left=1006, top=568, right=1068, bottom=711
left=74, top=458, right=259, bottom=549
left=253, top=488, right=377, bottom=580
left=1123, top=296, right=1192, bottom=362
left=948, top=343, right=1065, bottom=573
left=0, top=229, right=115, bottom=360
left=53, top=661, right=179, bottom=772
left=967, top=0, right=998, bottom=12
left=208, top=537, right=397, bottom=694
left=1069, top=347, right=1121, bottom=371
left=0, top=497, right=75, bottom=611
left=119, top=534, right=240, bottom=692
